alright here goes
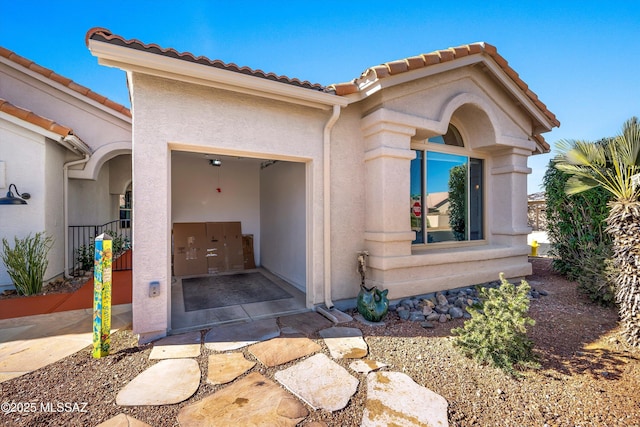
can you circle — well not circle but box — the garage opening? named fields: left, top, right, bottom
left=169, top=151, right=308, bottom=332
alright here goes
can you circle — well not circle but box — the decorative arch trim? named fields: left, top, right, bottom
left=68, top=140, right=131, bottom=180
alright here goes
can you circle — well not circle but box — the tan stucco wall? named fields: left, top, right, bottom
left=130, top=74, right=331, bottom=340
left=128, top=63, right=541, bottom=338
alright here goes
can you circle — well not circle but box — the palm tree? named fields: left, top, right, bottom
left=554, top=117, right=640, bottom=347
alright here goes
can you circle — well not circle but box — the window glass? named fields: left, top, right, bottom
left=410, top=126, right=483, bottom=244
left=410, top=151, right=424, bottom=243
left=426, top=152, right=467, bottom=243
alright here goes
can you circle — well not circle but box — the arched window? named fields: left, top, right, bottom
left=410, top=124, right=484, bottom=244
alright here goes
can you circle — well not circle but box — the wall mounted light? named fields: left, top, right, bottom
left=0, top=184, right=30, bottom=205
left=209, top=159, right=222, bottom=167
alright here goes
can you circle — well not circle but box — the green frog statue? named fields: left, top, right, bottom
left=356, top=251, right=389, bottom=322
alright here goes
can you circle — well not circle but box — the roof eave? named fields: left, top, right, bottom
left=0, top=110, right=91, bottom=154
left=88, top=39, right=347, bottom=110
left=0, top=53, right=131, bottom=122
left=349, top=54, right=557, bottom=136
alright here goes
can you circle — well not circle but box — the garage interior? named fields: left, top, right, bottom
left=169, top=151, right=308, bottom=332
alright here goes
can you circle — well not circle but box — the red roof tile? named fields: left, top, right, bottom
left=0, top=46, right=131, bottom=118
left=0, top=97, right=74, bottom=137
left=85, top=29, right=559, bottom=143
left=329, top=42, right=560, bottom=129
left=85, top=27, right=326, bottom=92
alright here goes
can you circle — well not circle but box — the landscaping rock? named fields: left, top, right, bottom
left=408, top=311, right=425, bottom=322
left=449, top=306, right=464, bottom=319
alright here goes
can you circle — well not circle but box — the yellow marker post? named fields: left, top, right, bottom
left=93, top=233, right=112, bottom=358
left=530, top=240, right=539, bottom=257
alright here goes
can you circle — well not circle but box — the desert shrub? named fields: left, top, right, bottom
left=543, top=160, right=615, bottom=305
left=452, top=273, right=537, bottom=376
left=0, top=232, right=53, bottom=295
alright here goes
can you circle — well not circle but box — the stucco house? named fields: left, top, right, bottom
left=0, top=47, right=132, bottom=288
left=86, top=28, right=559, bottom=342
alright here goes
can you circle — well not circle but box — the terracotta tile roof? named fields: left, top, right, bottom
left=532, top=134, right=551, bottom=152
left=0, top=97, right=75, bottom=137
left=0, top=46, right=131, bottom=118
left=85, top=29, right=558, bottom=142
left=329, top=42, right=560, bottom=128
left=86, top=27, right=326, bottom=92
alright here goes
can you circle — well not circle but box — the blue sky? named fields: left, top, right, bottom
left=1, top=1, right=639, bottom=194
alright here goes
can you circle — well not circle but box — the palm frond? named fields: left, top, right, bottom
left=554, top=122, right=640, bottom=202
left=564, top=175, right=600, bottom=195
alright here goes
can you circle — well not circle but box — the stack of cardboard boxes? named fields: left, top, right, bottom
left=173, top=222, right=254, bottom=276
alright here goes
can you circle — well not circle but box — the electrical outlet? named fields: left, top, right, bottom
left=149, top=281, right=160, bottom=297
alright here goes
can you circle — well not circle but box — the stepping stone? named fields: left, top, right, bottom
left=349, top=359, right=387, bottom=373
left=116, top=359, right=200, bottom=406
left=362, top=371, right=448, bottom=427
left=149, top=331, right=201, bottom=359
left=275, top=353, right=358, bottom=412
left=178, top=372, right=307, bottom=427
left=95, top=413, right=152, bottom=427
left=319, top=327, right=368, bottom=359
left=278, top=311, right=333, bottom=336
left=204, top=318, right=280, bottom=352
left=207, top=353, right=255, bottom=385
left=248, top=336, right=321, bottom=367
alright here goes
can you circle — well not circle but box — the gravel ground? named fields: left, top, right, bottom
left=1, top=257, right=639, bottom=426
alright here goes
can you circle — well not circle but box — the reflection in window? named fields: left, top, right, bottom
left=410, top=127, right=483, bottom=244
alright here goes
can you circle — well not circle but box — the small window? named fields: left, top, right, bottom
left=426, top=125, right=464, bottom=147
left=119, top=190, right=132, bottom=229
left=410, top=125, right=483, bottom=244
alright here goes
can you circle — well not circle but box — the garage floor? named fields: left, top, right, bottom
left=170, top=268, right=307, bottom=333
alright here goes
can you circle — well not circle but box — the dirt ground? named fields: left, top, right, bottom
left=1, top=257, right=639, bottom=426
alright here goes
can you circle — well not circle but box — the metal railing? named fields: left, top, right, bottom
left=68, top=219, right=132, bottom=275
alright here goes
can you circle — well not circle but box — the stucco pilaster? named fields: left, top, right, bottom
left=490, top=146, right=532, bottom=246
left=131, top=133, right=171, bottom=341
left=362, top=117, right=416, bottom=257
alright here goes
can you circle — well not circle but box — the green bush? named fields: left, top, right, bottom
left=76, top=233, right=131, bottom=272
left=1, top=232, right=53, bottom=296
left=452, top=273, right=537, bottom=376
left=543, top=160, right=615, bottom=305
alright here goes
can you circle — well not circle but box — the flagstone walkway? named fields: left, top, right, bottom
left=102, top=311, right=449, bottom=427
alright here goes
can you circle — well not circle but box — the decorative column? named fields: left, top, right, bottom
left=490, top=147, right=532, bottom=246
left=361, top=110, right=416, bottom=258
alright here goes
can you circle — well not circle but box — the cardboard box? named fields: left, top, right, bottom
left=205, top=222, right=225, bottom=274
left=173, top=223, right=208, bottom=276
left=222, top=222, right=244, bottom=271
left=174, top=221, right=245, bottom=276
left=242, top=234, right=256, bottom=269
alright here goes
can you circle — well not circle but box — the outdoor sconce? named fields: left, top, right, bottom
left=0, top=184, right=30, bottom=205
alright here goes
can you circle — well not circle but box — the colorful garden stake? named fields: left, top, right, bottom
left=93, top=233, right=112, bottom=358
